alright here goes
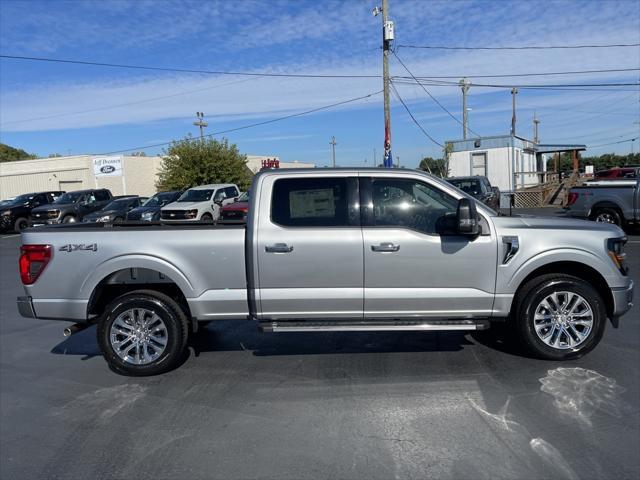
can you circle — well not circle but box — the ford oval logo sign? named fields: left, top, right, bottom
left=100, top=165, right=116, bottom=174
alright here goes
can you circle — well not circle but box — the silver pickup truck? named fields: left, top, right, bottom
left=565, top=178, right=640, bottom=227
left=17, top=168, right=634, bottom=375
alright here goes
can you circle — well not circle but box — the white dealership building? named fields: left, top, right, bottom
left=0, top=154, right=315, bottom=198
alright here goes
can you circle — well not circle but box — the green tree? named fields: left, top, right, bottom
left=157, top=135, right=251, bottom=191
left=546, top=152, right=640, bottom=172
left=0, top=143, right=36, bottom=162
left=418, top=156, right=448, bottom=177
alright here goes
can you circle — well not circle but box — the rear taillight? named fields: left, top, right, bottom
left=19, top=244, right=52, bottom=285
left=566, top=192, right=579, bottom=206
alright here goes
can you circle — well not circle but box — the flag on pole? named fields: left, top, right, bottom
left=383, top=119, right=393, bottom=168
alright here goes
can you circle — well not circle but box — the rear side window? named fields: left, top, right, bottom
left=94, top=190, right=110, bottom=201
left=271, top=177, right=356, bottom=227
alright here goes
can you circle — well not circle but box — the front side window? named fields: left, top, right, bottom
left=371, top=178, right=458, bottom=235
left=271, top=177, right=356, bottom=227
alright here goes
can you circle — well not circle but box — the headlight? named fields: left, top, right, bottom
left=1, top=210, right=11, bottom=216
left=607, top=238, right=628, bottom=275
left=141, top=211, right=155, bottom=221
left=186, top=209, right=198, bottom=219
left=98, top=215, right=112, bottom=222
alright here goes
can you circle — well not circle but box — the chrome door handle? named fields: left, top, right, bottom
left=265, top=243, right=294, bottom=253
left=371, top=243, right=400, bottom=252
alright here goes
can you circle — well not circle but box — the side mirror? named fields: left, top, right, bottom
left=457, top=197, right=480, bottom=235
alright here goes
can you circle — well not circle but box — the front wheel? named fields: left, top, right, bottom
left=514, top=274, right=606, bottom=360
left=62, top=215, right=76, bottom=224
left=97, top=290, right=189, bottom=376
left=200, top=213, right=213, bottom=223
left=13, top=217, right=29, bottom=232
left=591, top=207, right=622, bottom=226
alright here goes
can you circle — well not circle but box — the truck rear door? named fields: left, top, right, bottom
left=254, top=174, right=363, bottom=319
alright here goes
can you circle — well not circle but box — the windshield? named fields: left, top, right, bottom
left=143, top=192, right=178, bottom=207
left=8, top=193, right=35, bottom=204
left=236, top=191, right=249, bottom=202
left=177, top=189, right=213, bottom=202
left=54, top=191, right=84, bottom=204
left=104, top=198, right=135, bottom=210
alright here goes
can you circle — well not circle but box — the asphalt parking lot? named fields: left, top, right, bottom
left=1, top=212, right=639, bottom=480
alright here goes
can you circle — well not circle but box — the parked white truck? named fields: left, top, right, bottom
left=17, top=169, right=634, bottom=375
left=160, top=184, right=239, bottom=223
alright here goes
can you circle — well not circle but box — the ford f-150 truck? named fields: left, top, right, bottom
left=17, top=169, right=634, bottom=376
left=565, top=178, right=639, bottom=227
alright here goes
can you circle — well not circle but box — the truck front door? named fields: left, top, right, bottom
left=255, top=175, right=363, bottom=319
left=360, top=175, right=498, bottom=318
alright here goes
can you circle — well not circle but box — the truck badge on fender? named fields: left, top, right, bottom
left=59, top=243, right=98, bottom=252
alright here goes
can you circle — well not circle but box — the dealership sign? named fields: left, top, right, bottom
left=93, top=156, right=123, bottom=177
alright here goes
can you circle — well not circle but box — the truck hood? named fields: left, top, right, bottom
left=31, top=203, right=73, bottom=213
left=221, top=202, right=249, bottom=212
left=494, top=214, right=625, bottom=236
left=162, top=201, right=205, bottom=210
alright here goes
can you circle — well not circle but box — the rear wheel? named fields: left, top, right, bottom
left=590, top=207, right=622, bottom=226
left=97, top=290, right=189, bottom=376
left=514, top=274, right=606, bottom=360
left=13, top=217, right=29, bottom=232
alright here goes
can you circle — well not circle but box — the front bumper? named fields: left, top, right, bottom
left=611, top=280, right=634, bottom=318
left=17, top=296, right=36, bottom=318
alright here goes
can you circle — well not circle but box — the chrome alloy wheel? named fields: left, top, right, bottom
left=595, top=212, right=617, bottom=224
left=109, top=308, right=168, bottom=365
left=533, top=291, right=594, bottom=350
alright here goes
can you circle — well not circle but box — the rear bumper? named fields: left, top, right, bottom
left=611, top=280, right=634, bottom=318
left=17, top=296, right=36, bottom=318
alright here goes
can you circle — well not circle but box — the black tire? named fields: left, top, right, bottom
left=514, top=274, right=606, bottom=360
left=113, top=217, right=124, bottom=224
left=201, top=213, right=213, bottom=223
left=590, top=207, right=622, bottom=226
left=13, top=217, right=29, bottom=232
left=97, top=290, right=189, bottom=376
left=62, top=215, right=77, bottom=224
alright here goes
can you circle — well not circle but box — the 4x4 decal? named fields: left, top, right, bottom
left=59, top=243, right=98, bottom=252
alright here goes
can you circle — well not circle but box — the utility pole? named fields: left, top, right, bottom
left=510, top=88, right=518, bottom=136
left=374, top=0, right=394, bottom=168
left=330, top=136, right=337, bottom=167
left=460, top=78, right=470, bottom=139
left=193, top=112, right=208, bottom=141
left=533, top=112, right=540, bottom=144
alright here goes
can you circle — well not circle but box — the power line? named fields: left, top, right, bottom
left=390, top=83, right=443, bottom=147
left=0, top=77, right=258, bottom=126
left=0, top=54, right=380, bottom=78
left=398, top=42, right=640, bottom=51
left=392, top=50, right=482, bottom=137
left=408, top=67, right=640, bottom=79
left=392, top=78, right=640, bottom=91
left=98, top=89, right=383, bottom=155
left=588, top=137, right=638, bottom=148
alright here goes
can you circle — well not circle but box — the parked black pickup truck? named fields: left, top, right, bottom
left=446, top=175, right=501, bottom=210
left=0, top=191, right=64, bottom=232
left=30, top=189, right=113, bottom=225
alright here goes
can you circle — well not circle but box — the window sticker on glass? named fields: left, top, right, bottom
left=289, top=188, right=335, bottom=218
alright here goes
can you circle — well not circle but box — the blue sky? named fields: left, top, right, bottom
left=0, top=0, right=639, bottom=167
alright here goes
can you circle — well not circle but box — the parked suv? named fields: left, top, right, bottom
left=30, top=189, right=112, bottom=225
left=126, top=190, right=183, bottom=222
left=446, top=175, right=500, bottom=210
left=0, top=191, right=64, bottom=232
left=82, top=196, right=145, bottom=223
left=161, top=184, right=239, bottom=223
left=219, top=191, right=250, bottom=223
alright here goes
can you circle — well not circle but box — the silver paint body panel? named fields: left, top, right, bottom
left=19, top=168, right=633, bottom=324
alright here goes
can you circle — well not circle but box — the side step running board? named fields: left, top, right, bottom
left=260, top=319, right=490, bottom=333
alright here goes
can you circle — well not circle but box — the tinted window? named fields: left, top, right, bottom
left=448, top=179, right=482, bottom=196
left=55, top=191, right=84, bottom=204
left=94, top=190, right=111, bottom=201
left=225, top=186, right=239, bottom=198
left=178, top=189, right=213, bottom=202
left=272, top=177, right=354, bottom=227
left=372, top=178, right=457, bottom=235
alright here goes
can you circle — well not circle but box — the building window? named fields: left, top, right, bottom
left=471, top=152, right=487, bottom=176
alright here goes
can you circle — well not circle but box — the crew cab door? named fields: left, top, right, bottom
left=254, top=174, right=363, bottom=319
left=360, top=175, right=498, bottom=318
